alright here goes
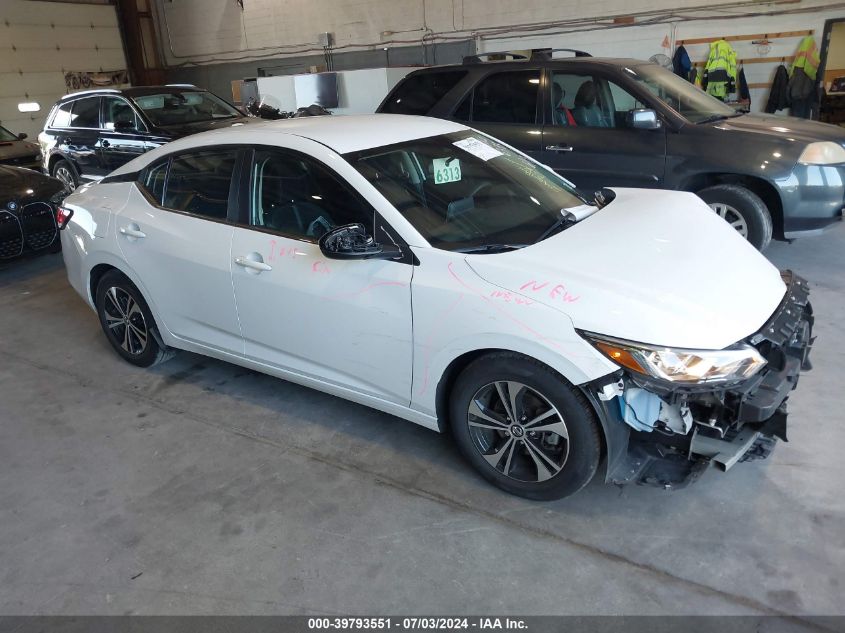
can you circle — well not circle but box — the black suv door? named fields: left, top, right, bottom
left=541, top=68, right=666, bottom=194
left=51, top=96, right=108, bottom=181
left=450, top=68, right=543, bottom=160
left=100, top=96, right=153, bottom=172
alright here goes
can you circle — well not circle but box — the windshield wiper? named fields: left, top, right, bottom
left=534, top=204, right=599, bottom=244
left=695, top=112, right=742, bottom=125
left=457, top=244, right=526, bottom=254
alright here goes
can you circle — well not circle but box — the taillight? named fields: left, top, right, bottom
left=56, top=206, right=73, bottom=230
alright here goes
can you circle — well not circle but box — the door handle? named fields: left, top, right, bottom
left=101, top=140, right=111, bottom=148
left=234, top=255, right=272, bottom=272
left=119, top=225, right=146, bottom=239
left=545, top=145, right=574, bottom=152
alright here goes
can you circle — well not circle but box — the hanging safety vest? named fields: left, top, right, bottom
left=703, top=39, right=738, bottom=100
left=791, top=36, right=820, bottom=81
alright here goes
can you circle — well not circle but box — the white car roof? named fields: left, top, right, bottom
left=110, top=114, right=469, bottom=176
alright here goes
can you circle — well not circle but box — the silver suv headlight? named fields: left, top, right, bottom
left=798, top=142, right=845, bottom=165
left=582, top=333, right=767, bottom=384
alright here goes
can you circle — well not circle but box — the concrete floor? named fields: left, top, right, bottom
left=0, top=226, right=844, bottom=617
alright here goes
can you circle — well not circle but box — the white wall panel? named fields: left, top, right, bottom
left=154, top=0, right=843, bottom=69
left=0, top=0, right=126, bottom=139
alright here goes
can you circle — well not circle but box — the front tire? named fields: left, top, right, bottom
left=95, top=270, right=175, bottom=367
left=449, top=353, right=601, bottom=500
left=697, top=184, right=773, bottom=251
left=51, top=159, right=79, bottom=191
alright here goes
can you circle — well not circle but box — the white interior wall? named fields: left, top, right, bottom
left=0, top=0, right=127, bottom=139
left=154, top=0, right=843, bottom=68
left=256, top=67, right=413, bottom=114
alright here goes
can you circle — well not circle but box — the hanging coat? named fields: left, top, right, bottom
left=738, top=67, right=750, bottom=103
left=765, top=64, right=790, bottom=113
left=703, top=39, right=738, bottom=100
left=673, top=45, right=692, bottom=81
left=791, top=36, right=820, bottom=81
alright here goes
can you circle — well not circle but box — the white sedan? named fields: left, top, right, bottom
left=58, top=114, right=813, bottom=499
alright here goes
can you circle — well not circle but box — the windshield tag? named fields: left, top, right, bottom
left=453, top=137, right=502, bottom=161
left=433, top=157, right=462, bottom=184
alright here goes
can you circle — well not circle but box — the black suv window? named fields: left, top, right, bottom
left=466, top=70, right=540, bottom=124
left=52, top=102, right=73, bottom=128
left=103, top=96, right=143, bottom=131
left=70, top=97, right=100, bottom=128
left=381, top=71, right=467, bottom=115
left=249, top=149, right=374, bottom=240
left=161, top=150, right=238, bottom=220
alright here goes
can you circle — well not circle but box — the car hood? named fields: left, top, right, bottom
left=0, top=140, right=39, bottom=159
left=153, top=116, right=255, bottom=139
left=465, top=188, right=786, bottom=350
left=711, top=113, right=845, bottom=144
left=0, top=165, right=64, bottom=201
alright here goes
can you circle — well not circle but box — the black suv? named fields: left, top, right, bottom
left=378, top=51, right=845, bottom=250
left=39, top=85, right=251, bottom=190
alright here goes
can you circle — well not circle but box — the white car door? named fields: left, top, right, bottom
left=116, top=148, right=243, bottom=354
left=230, top=147, right=414, bottom=404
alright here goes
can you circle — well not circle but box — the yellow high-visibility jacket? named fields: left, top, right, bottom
left=703, top=39, right=738, bottom=100
left=791, top=36, right=820, bottom=81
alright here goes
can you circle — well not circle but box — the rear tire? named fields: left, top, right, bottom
left=449, top=353, right=601, bottom=500
left=95, top=270, right=175, bottom=368
left=51, top=159, right=79, bottom=191
left=697, top=184, right=773, bottom=251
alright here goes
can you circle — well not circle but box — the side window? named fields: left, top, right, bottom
left=103, top=97, right=142, bottom=131
left=552, top=73, right=645, bottom=129
left=70, top=97, right=100, bottom=128
left=250, top=149, right=374, bottom=241
left=51, top=102, right=73, bottom=128
left=139, top=161, right=168, bottom=205
left=607, top=81, right=649, bottom=125
left=471, top=70, right=540, bottom=124
left=162, top=150, right=238, bottom=220
left=381, top=71, right=467, bottom=115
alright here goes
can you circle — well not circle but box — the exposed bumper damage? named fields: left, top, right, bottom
left=585, top=270, right=814, bottom=489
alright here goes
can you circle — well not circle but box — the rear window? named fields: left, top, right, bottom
left=381, top=71, right=467, bottom=115
left=51, top=102, right=73, bottom=128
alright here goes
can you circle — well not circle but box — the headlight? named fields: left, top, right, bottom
left=583, top=333, right=767, bottom=384
left=798, top=142, right=845, bottom=165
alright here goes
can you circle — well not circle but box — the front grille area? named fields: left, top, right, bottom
left=0, top=211, right=24, bottom=259
left=19, top=202, right=57, bottom=250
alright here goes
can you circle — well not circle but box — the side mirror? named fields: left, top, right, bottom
left=627, top=109, right=661, bottom=130
left=114, top=120, right=135, bottom=131
left=318, top=223, right=401, bottom=260
left=17, top=133, right=27, bottom=140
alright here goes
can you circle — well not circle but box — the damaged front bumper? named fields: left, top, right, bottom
left=583, top=270, right=814, bottom=489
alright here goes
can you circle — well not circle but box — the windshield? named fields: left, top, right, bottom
left=346, top=132, right=585, bottom=252
left=0, top=125, right=19, bottom=141
left=627, top=64, right=738, bottom=124
left=131, top=91, right=240, bottom=127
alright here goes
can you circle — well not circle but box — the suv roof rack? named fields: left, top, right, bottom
left=59, top=88, right=121, bottom=100
left=462, top=47, right=591, bottom=64
left=165, top=83, right=200, bottom=89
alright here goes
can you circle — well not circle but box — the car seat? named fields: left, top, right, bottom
left=552, top=83, right=577, bottom=126
left=572, top=81, right=609, bottom=127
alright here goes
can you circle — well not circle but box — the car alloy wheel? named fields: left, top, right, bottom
left=707, top=202, right=749, bottom=238
left=102, top=286, right=148, bottom=356
left=467, top=380, right=570, bottom=483
left=54, top=165, right=77, bottom=190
